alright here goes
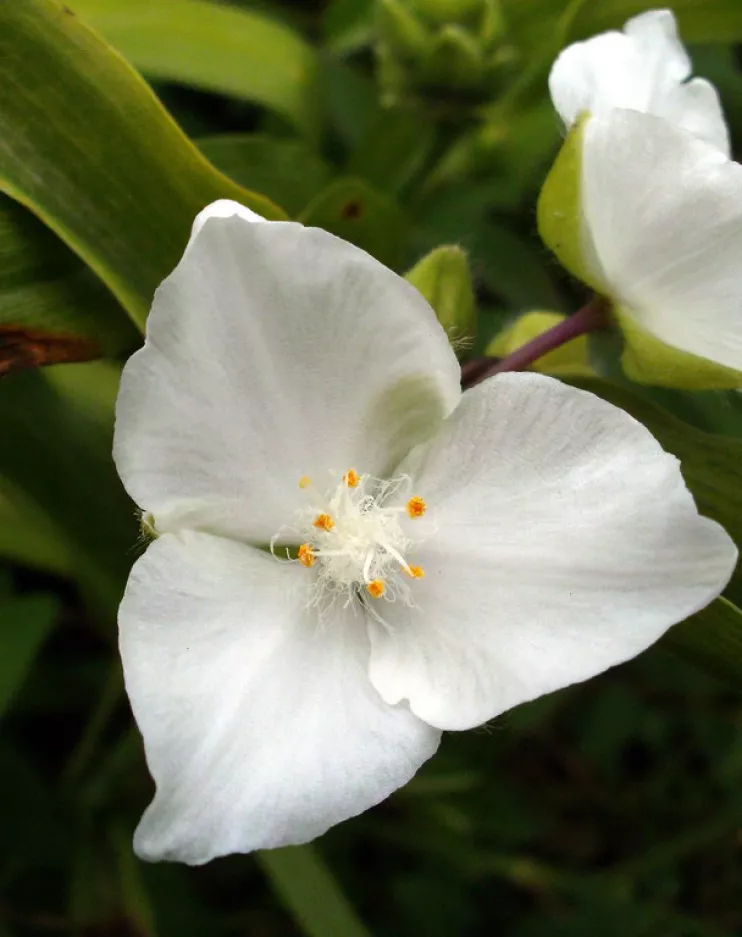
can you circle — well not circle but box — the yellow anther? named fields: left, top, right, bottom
left=313, top=513, right=335, bottom=532
left=299, top=476, right=312, bottom=489
left=407, top=496, right=427, bottom=519
left=298, top=543, right=316, bottom=568
left=344, top=469, right=360, bottom=488
left=406, top=565, right=425, bottom=579
left=367, top=579, right=386, bottom=599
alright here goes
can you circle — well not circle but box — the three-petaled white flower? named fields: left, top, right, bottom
left=114, top=200, right=736, bottom=865
left=543, top=10, right=742, bottom=386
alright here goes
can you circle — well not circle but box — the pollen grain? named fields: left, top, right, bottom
left=344, top=468, right=361, bottom=488
left=313, top=513, right=335, bottom=531
left=367, top=579, right=386, bottom=598
left=407, top=496, right=427, bottom=519
left=298, top=544, right=316, bottom=568
left=299, top=476, right=312, bottom=489
left=406, top=565, right=425, bottom=579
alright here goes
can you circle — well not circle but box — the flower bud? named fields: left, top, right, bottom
left=376, top=0, right=431, bottom=62
left=375, top=0, right=505, bottom=104
left=421, top=24, right=485, bottom=91
left=405, top=245, right=477, bottom=352
left=410, top=0, right=489, bottom=28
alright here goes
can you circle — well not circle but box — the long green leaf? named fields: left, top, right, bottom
left=0, top=0, right=285, bottom=330
left=0, top=476, right=72, bottom=575
left=258, top=846, right=372, bottom=937
left=70, top=0, right=320, bottom=138
left=0, top=592, right=59, bottom=718
left=198, top=134, right=334, bottom=218
left=0, top=194, right=137, bottom=373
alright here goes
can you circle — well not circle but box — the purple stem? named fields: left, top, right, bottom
left=462, top=295, right=609, bottom=389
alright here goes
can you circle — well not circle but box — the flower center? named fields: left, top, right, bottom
left=272, top=469, right=428, bottom=614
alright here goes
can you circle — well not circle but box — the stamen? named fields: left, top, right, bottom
left=407, top=496, right=427, bottom=519
left=367, top=579, right=386, bottom=598
left=344, top=468, right=361, bottom=488
left=278, top=470, right=429, bottom=615
left=298, top=543, right=316, bottom=568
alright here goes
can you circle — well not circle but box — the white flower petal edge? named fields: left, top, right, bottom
left=120, top=531, right=440, bottom=864
left=580, top=109, right=742, bottom=372
left=549, top=9, right=730, bottom=155
left=113, top=200, right=461, bottom=545
left=367, top=374, right=737, bottom=731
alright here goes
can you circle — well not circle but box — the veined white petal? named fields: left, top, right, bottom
left=114, top=203, right=461, bottom=543
left=582, top=110, right=742, bottom=372
left=120, top=532, right=440, bottom=864
left=549, top=9, right=729, bottom=154
left=367, top=374, right=736, bottom=731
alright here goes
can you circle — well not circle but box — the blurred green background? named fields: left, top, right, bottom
left=1, top=0, right=741, bottom=934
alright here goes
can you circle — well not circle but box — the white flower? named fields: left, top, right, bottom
left=563, top=109, right=742, bottom=382
left=113, top=200, right=736, bottom=865
left=549, top=9, right=730, bottom=155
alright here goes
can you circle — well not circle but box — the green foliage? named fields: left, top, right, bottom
left=69, top=0, right=321, bottom=138
left=300, top=178, right=408, bottom=269
left=2, top=0, right=742, bottom=934
left=0, top=577, right=59, bottom=718
left=0, top=195, right=138, bottom=375
left=0, top=0, right=285, bottom=330
left=376, top=0, right=505, bottom=105
left=198, top=135, right=335, bottom=218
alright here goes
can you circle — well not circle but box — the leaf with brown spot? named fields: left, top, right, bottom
left=0, top=325, right=99, bottom=376
left=339, top=199, right=364, bottom=221
left=300, top=178, right=407, bottom=269
left=0, top=194, right=139, bottom=374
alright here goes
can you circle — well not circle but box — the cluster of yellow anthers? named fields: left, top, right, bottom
left=296, top=469, right=427, bottom=600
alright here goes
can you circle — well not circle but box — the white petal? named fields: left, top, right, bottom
left=120, top=532, right=439, bottom=864
left=582, top=109, right=742, bottom=371
left=188, top=198, right=265, bottom=236
left=549, top=9, right=729, bottom=154
left=114, top=204, right=461, bottom=543
left=367, top=374, right=736, bottom=731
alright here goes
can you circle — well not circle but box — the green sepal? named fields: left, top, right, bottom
left=537, top=116, right=603, bottom=294
left=405, top=245, right=477, bottom=353
left=616, top=306, right=742, bottom=391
